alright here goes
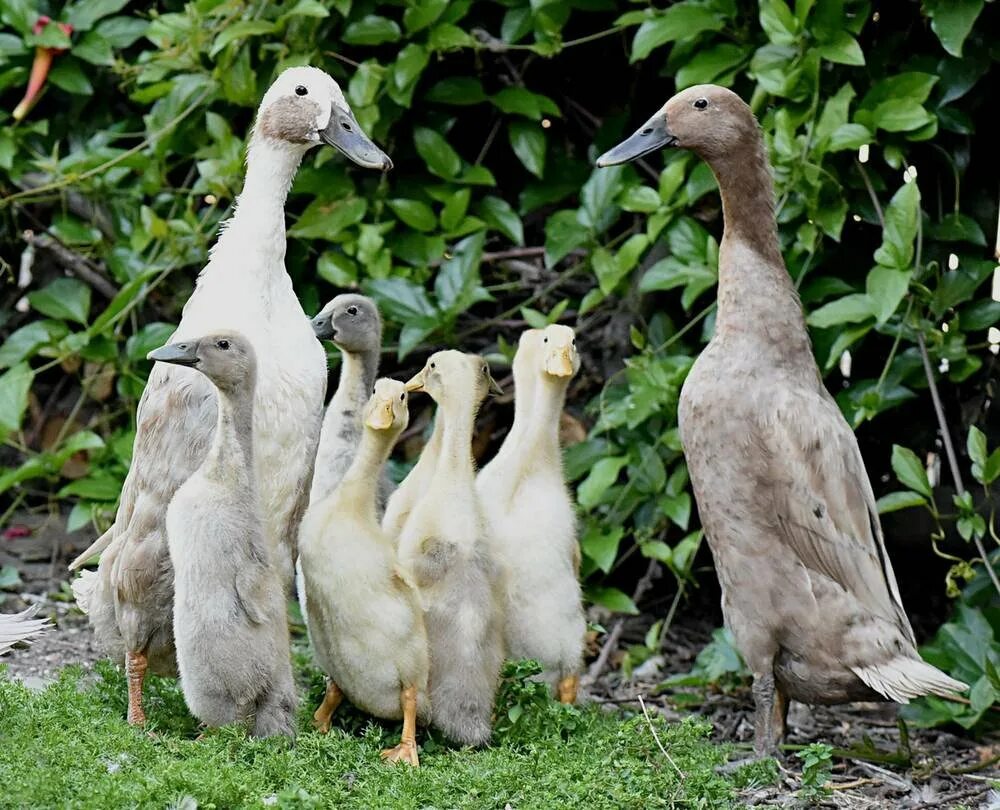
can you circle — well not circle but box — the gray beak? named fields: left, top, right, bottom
left=311, top=312, right=335, bottom=340
left=596, top=112, right=677, bottom=167
left=147, top=341, right=200, bottom=366
left=320, top=107, right=393, bottom=171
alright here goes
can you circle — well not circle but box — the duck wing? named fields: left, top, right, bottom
left=0, top=606, right=51, bottom=656
left=761, top=384, right=912, bottom=638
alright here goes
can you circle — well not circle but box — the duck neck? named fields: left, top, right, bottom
left=211, top=136, right=307, bottom=271
left=331, top=348, right=380, bottom=417
left=435, top=399, right=477, bottom=485
left=341, top=426, right=395, bottom=520
left=706, top=138, right=807, bottom=343
left=522, top=374, right=567, bottom=463
left=204, top=386, right=255, bottom=484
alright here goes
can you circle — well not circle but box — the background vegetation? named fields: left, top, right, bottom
left=1, top=0, right=997, bottom=731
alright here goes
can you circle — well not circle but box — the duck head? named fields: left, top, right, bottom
left=405, top=350, right=503, bottom=405
left=311, top=294, right=382, bottom=353
left=364, top=378, right=409, bottom=433
left=540, top=324, right=580, bottom=379
left=148, top=332, right=256, bottom=392
left=255, top=66, right=391, bottom=170
left=596, top=85, right=756, bottom=167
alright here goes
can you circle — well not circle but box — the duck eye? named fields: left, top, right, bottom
left=217, top=339, right=230, bottom=350
left=543, top=337, right=549, bottom=343
left=694, top=98, right=708, bottom=110
left=430, top=362, right=436, bottom=369
left=347, top=305, right=358, bottom=316
left=399, top=393, right=405, bottom=401
left=295, top=85, right=308, bottom=96
left=641, top=127, right=653, bottom=136
left=342, top=120, right=353, bottom=132
left=572, top=339, right=576, bottom=346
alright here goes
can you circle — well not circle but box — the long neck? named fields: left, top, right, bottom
left=522, top=374, right=568, bottom=464
left=330, top=348, right=380, bottom=416
left=340, top=426, right=395, bottom=521
left=707, top=138, right=809, bottom=349
left=203, top=386, right=255, bottom=483
left=436, top=398, right=477, bottom=484
left=491, top=362, right=534, bottom=465
left=210, top=136, right=306, bottom=269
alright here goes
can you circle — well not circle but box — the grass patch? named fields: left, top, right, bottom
left=0, top=652, right=748, bottom=809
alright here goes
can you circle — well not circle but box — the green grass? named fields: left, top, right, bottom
left=0, top=654, right=757, bottom=809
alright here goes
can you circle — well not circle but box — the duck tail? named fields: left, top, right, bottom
left=0, top=606, right=52, bottom=656
left=71, top=569, right=99, bottom=615
left=68, top=526, right=114, bottom=571
left=851, top=656, right=968, bottom=704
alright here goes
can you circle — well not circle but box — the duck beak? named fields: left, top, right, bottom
left=596, top=112, right=677, bottom=167
left=147, top=341, right=200, bottom=367
left=404, top=368, right=426, bottom=393
left=545, top=347, right=576, bottom=378
left=320, top=106, right=393, bottom=171
left=364, top=399, right=395, bottom=430
left=310, top=312, right=335, bottom=340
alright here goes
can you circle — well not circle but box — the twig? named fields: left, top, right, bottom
left=946, top=753, right=1000, bottom=775
left=917, top=332, right=1000, bottom=599
left=827, top=778, right=879, bottom=791
left=913, top=785, right=989, bottom=810
left=637, top=695, right=685, bottom=779
left=23, top=231, right=118, bottom=299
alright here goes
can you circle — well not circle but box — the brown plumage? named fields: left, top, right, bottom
left=597, top=84, right=966, bottom=756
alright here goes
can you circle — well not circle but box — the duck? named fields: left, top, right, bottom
left=149, top=333, right=297, bottom=739
left=396, top=351, right=505, bottom=746
left=596, top=84, right=967, bottom=756
left=298, top=378, right=429, bottom=766
left=307, top=294, right=394, bottom=510
left=68, top=66, right=391, bottom=726
left=0, top=606, right=51, bottom=656
left=381, top=402, right=444, bottom=540
left=477, top=325, right=585, bottom=703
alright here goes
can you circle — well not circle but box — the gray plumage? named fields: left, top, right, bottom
left=598, top=84, right=965, bottom=756
left=155, top=333, right=297, bottom=739
left=309, top=294, right=394, bottom=512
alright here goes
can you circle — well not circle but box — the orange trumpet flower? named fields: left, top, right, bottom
left=12, top=16, right=73, bottom=122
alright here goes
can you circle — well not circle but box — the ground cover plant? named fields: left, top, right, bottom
left=0, top=0, right=999, bottom=802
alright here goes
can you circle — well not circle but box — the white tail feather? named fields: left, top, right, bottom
left=68, top=527, right=113, bottom=571
left=71, top=569, right=99, bottom=615
left=852, top=656, right=968, bottom=704
left=0, top=606, right=52, bottom=656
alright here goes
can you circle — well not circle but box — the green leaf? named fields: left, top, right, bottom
left=388, top=199, right=437, bottom=232
left=72, top=32, right=115, bottom=66
left=425, top=77, right=487, bottom=105
left=427, top=22, right=474, bottom=52
left=544, top=210, right=589, bottom=267
left=65, top=0, right=129, bottom=31
left=874, top=181, right=920, bottom=270
left=440, top=189, right=471, bottom=232
left=47, top=60, right=93, bottom=96
left=0, top=321, right=66, bottom=368
left=0, top=363, right=33, bottom=440
left=578, top=455, right=627, bottom=509
left=871, top=99, right=933, bottom=132
left=630, top=4, right=724, bottom=62
left=281, top=0, right=330, bottom=19
left=365, top=278, right=438, bottom=324
left=477, top=196, right=524, bottom=246
left=491, top=87, right=559, bottom=120
left=581, top=525, right=624, bottom=573
left=806, top=293, right=874, bottom=328
left=0, top=565, right=22, bottom=590
left=817, top=31, right=865, bottom=66
left=866, top=267, right=911, bottom=324
left=289, top=197, right=367, bottom=241
left=876, top=490, right=928, bottom=514
left=891, top=445, right=933, bottom=498
left=931, top=213, right=987, bottom=246
left=967, top=426, right=988, bottom=467
left=620, top=186, right=661, bottom=214
left=759, top=0, right=799, bottom=45
left=925, top=0, right=984, bottom=57
left=827, top=123, right=872, bottom=151
left=58, top=472, right=121, bottom=501
left=391, top=43, right=429, bottom=94
left=403, top=0, right=448, bottom=33
left=508, top=121, right=546, bottom=178
left=342, top=15, right=402, bottom=46
left=95, top=16, right=148, bottom=48
left=434, top=232, right=489, bottom=314
left=586, top=586, right=639, bottom=615
left=675, top=43, right=750, bottom=89
left=27, top=278, right=92, bottom=325
left=414, top=127, right=462, bottom=179
left=209, top=20, right=277, bottom=56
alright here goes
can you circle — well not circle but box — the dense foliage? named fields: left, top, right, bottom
left=1, top=0, right=997, bottom=727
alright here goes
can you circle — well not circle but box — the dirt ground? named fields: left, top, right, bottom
left=3, top=512, right=999, bottom=808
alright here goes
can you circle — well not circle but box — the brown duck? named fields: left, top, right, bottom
left=597, top=85, right=966, bottom=756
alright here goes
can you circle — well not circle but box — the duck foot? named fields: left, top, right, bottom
left=125, top=649, right=148, bottom=727
left=557, top=674, right=579, bottom=704
left=312, top=680, right=343, bottom=733
left=380, top=740, right=420, bottom=767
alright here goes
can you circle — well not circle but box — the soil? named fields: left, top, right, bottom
left=2, top=513, right=999, bottom=808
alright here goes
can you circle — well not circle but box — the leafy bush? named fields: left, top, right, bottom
left=1, top=0, right=998, bottom=726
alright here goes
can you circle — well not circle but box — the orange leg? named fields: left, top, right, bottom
left=312, top=680, right=344, bottom=733
left=557, top=674, right=579, bottom=705
left=380, top=685, right=420, bottom=767
left=125, top=649, right=148, bottom=726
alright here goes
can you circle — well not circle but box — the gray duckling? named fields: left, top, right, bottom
left=150, top=333, right=297, bottom=739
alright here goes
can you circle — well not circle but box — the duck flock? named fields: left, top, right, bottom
left=4, top=65, right=969, bottom=765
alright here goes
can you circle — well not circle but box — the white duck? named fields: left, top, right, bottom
left=396, top=351, right=505, bottom=746
left=299, top=378, right=429, bottom=766
left=69, top=66, right=391, bottom=726
left=477, top=325, right=585, bottom=703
